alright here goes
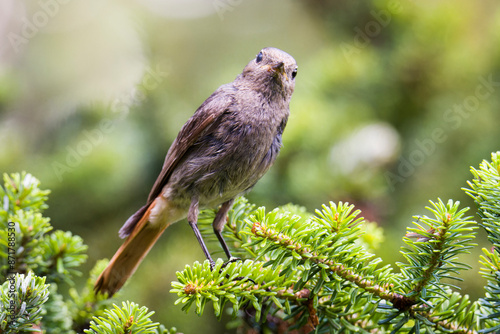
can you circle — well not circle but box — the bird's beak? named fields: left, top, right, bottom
left=263, top=62, right=288, bottom=80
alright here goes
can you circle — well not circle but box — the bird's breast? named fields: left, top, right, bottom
left=165, top=98, right=289, bottom=208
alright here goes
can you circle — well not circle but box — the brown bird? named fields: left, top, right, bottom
left=94, top=47, right=298, bottom=296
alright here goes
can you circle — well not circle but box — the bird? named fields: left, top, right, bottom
left=94, top=47, right=298, bottom=297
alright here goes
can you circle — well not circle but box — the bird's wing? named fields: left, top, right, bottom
left=147, top=85, right=235, bottom=203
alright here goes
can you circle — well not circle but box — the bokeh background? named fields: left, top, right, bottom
left=1, top=0, right=500, bottom=332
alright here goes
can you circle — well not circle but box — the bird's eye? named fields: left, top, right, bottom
left=292, top=68, right=298, bottom=79
left=256, top=51, right=263, bottom=63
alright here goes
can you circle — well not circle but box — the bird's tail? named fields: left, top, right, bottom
left=94, top=198, right=176, bottom=297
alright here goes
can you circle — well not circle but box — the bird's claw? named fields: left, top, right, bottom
left=221, top=256, right=241, bottom=269
left=208, top=257, right=256, bottom=284
left=234, top=276, right=256, bottom=285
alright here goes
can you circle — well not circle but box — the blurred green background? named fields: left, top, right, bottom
left=1, top=0, right=500, bottom=332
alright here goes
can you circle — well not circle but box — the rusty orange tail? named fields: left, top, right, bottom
left=94, top=199, right=174, bottom=297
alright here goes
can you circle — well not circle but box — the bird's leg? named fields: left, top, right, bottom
left=213, top=199, right=253, bottom=283
left=188, top=199, right=215, bottom=268
left=213, top=199, right=240, bottom=266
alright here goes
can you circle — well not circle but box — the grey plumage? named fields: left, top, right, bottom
left=95, top=47, right=297, bottom=296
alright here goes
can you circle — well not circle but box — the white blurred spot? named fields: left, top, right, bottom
left=330, top=123, right=400, bottom=174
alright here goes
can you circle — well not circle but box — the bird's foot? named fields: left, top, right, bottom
left=221, top=256, right=241, bottom=269
left=233, top=275, right=257, bottom=285
left=219, top=257, right=256, bottom=284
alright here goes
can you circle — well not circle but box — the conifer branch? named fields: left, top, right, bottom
left=399, top=199, right=476, bottom=304
left=464, top=151, right=500, bottom=332
left=0, top=173, right=174, bottom=333
left=4, top=148, right=500, bottom=334
left=250, top=217, right=405, bottom=307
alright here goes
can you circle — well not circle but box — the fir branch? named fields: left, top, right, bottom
left=389, top=199, right=479, bottom=332
left=412, top=291, right=479, bottom=334
left=0, top=172, right=50, bottom=216
left=68, top=259, right=114, bottom=331
left=248, top=202, right=404, bottom=308
left=171, top=259, right=297, bottom=322
left=0, top=173, right=175, bottom=333
left=250, top=215, right=403, bottom=306
left=0, top=173, right=88, bottom=285
left=84, top=301, right=159, bottom=334
left=2, top=162, right=499, bottom=333
left=175, top=199, right=480, bottom=332
left=398, top=199, right=476, bottom=303
left=0, top=272, right=50, bottom=332
left=38, top=230, right=88, bottom=284
left=464, top=151, right=500, bottom=249
left=1, top=210, right=52, bottom=278
left=464, top=151, right=500, bottom=332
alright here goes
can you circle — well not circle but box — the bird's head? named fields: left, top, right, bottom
left=238, top=47, right=297, bottom=101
